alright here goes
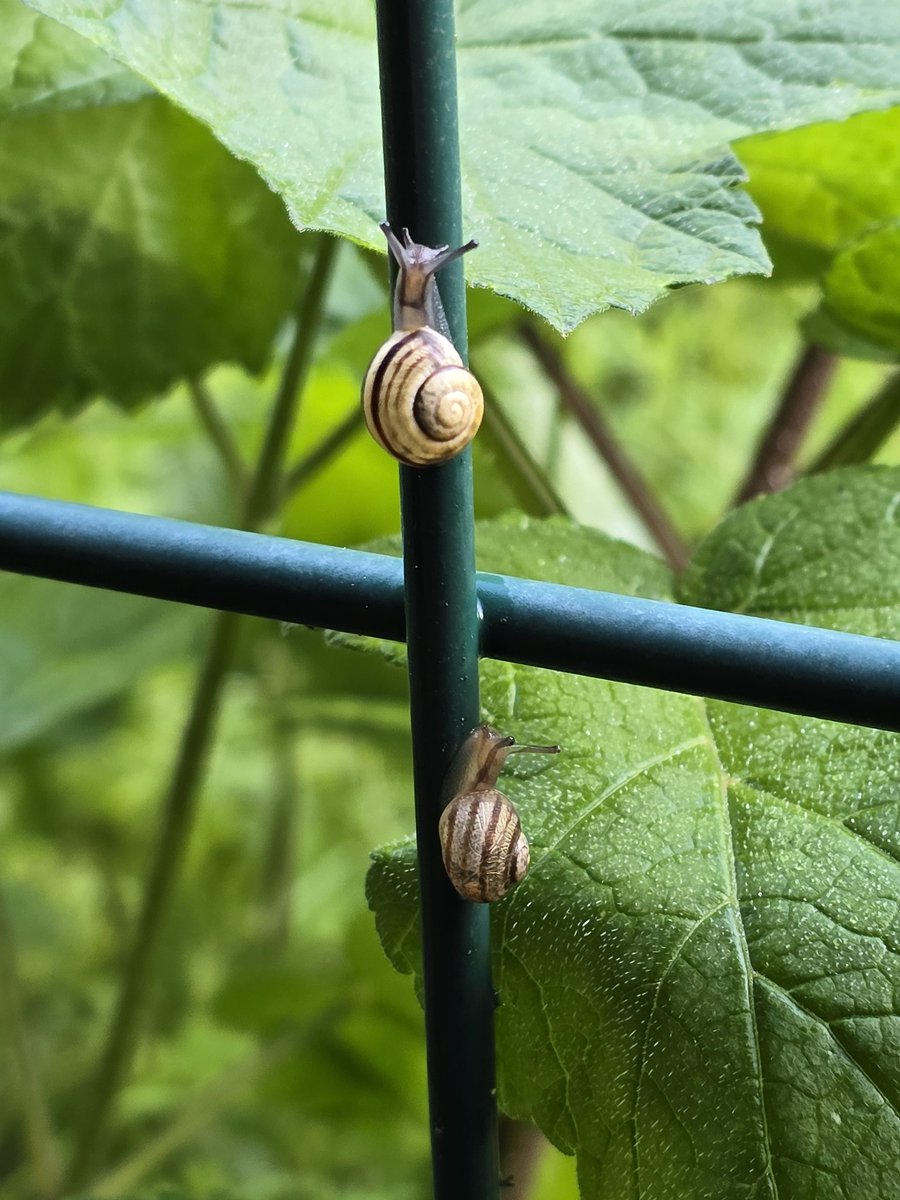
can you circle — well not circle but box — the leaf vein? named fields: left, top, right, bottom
left=529, top=735, right=707, bottom=874
left=756, top=974, right=900, bottom=1124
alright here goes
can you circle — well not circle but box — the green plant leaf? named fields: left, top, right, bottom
left=0, top=0, right=148, bottom=113
left=23, top=0, right=900, bottom=329
left=802, top=306, right=900, bottom=364
left=368, top=474, right=900, bottom=1199
left=740, top=107, right=900, bottom=280
left=0, top=93, right=301, bottom=430
left=680, top=465, right=900, bottom=633
left=803, top=221, right=900, bottom=361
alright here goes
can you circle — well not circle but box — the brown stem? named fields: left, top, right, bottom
left=499, top=1115, right=549, bottom=1199
left=735, top=344, right=838, bottom=504
left=519, top=321, right=689, bottom=572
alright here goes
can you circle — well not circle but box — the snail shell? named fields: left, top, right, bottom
left=438, top=725, right=560, bottom=904
left=439, top=788, right=530, bottom=903
left=362, top=327, right=484, bottom=467
left=362, top=222, right=483, bottom=467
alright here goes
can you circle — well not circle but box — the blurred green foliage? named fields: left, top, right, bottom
left=0, top=3, right=899, bottom=1199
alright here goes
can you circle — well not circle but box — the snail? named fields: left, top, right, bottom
left=362, top=222, right=484, bottom=467
left=439, top=725, right=560, bottom=903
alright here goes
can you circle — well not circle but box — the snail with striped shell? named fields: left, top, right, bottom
left=439, top=725, right=560, bottom=903
left=362, top=223, right=484, bottom=466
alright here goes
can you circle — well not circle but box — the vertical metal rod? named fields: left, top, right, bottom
left=373, top=2, right=498, bottom=1198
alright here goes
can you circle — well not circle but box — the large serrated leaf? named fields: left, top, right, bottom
left=368, top=471, right=900, bottom=1199
left=0, top=0, right=149, bottom=113
left=22, top=0, right=900, bottom=329
left=0, top=90, right=301, bottom=430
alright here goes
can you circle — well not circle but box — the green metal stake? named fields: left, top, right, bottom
left=373, top=1, right=498, bottom=1197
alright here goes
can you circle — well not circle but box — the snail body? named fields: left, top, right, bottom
left=362, top=223, right=483, bottom=467
left=439, top=725, right=560, bottom=903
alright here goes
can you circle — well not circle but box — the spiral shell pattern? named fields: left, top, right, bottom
left=362, top=327, right=484, bottom=467
left=438, top=788, right=530, bottom=903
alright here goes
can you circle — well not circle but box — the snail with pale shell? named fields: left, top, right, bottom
left=439, top=725, right=560, bottom=903
left=362, top=222, right=484, bottom=466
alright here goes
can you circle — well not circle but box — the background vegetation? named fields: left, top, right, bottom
left=1, top=2, right=900, bottom=1198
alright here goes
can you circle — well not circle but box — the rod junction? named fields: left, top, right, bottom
left=0, top=491, right=898, bottom=733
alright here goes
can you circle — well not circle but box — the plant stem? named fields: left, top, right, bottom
left=188, top=377, right=251, bottom=499
left=246, top=236, right=340, bottom=527
left=518, top=320, right=689, bottom=571
left=66, top=610, right=240, bottom=1192
left=281, top=407, right=363, bottom=500
left=473, top=362, right=568, bottom=518
left=734, top=344, right=838, bottom=503
left=807, top=370, right=900, bottom=474
left=0, top=886, right=63, bottom=1200
left=66, top=233, right=339, bottom=1192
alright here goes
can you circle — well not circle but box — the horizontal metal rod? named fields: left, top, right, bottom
left=1, top=491, right=899, bottom=733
